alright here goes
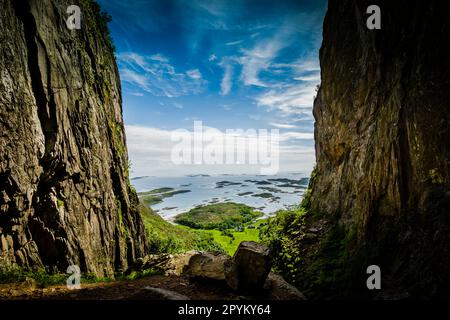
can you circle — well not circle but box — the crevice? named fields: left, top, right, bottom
left=12, top=0, right=67, bottom=268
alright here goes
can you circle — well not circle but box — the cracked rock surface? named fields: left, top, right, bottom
left=0, top=0, right=147, bottom=277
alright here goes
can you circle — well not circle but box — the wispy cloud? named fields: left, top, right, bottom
left=208, top=53, right=217, bottom=62
left=270, top=123, right=298, bottom=129
left=226, top=39, right=243, bottom=46
left=120, top=68, right=150, bottom=91
left=256, top=81, right=318, bottom=115
left=187, top=69, right=202, bottom=79
left=252, top=53, right=321, bottom=116
left=173, top=102, right=184, bottom=109
left=279, top=131, right=314, bottom=141
left=220, top=63, right=233, bottom=95
left=118, top=52, right=207, bottom=97
left=238, top=36, right=285, bottom=87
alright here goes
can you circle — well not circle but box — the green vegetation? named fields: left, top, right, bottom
left=174, top=202, right=262, bottom=230
left=0, top=264, right=167, bottom=286
left=56, top=198, right=64, bottom=208
left=299, top=224, right=357, bottom=297
left=84, top=0, right=116, bottom=52
left=258, top=166, right=361, bottom=297
left=120, top=268, right=163, bottom=281
left=0, top=266, right=67, bottom=287
left=259, top=206, right=307, bottom=282
left=138, top=188, right=191, bottom=206
left=185, top=219, right=266, bottom=255
left=108, top=119, right=125, bottom=157
left=0, top=265, right=118, bottom=287
left=139, top=204, right=224, bottom=254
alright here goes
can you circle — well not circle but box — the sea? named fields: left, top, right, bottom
left=131, top=172, right=310, bottom=221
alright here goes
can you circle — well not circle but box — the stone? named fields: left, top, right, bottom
left=263, top=273, right=306, bottom=300
left=226, top=241, right=272, bottom=291
left=126, top=251, right=198, bottom=276
left=183, top=252, right=232, bottom=281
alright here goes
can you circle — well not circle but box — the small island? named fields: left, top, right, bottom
left=174, top=202, right=265, bottom=254
left=138, top=187, right=191, bottom=206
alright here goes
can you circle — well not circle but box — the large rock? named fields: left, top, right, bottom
left=0, top=0, right=147, bottom=276
left=226, top=241, right=272, bottom=291
left=183, top=252, right=232, bottom=281
left=263, top=273, right=306, bottom=300
left=126, top=251, right=198, bottom=276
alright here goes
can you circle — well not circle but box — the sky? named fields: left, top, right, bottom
left=97, top=0, right=327, bottom=177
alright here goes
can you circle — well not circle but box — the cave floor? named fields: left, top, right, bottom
left=0, top=275, right=243, bottom=300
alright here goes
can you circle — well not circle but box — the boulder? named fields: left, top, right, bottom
left=126, top=251, right=199, bottom=276
left=125, top=254, right=172, bottom=275
left=167, top=251, right=200, bottom=276
left=183, top=252, right=232, bottom=281
left=263, top=273, right=306, bottom=300
left=226, top=241, right=272, bottom=291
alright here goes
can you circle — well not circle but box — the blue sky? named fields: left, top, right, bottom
left=97, top=0, right=327, bottom=177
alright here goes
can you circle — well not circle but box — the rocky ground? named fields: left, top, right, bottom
left=0, top=274, right=240, bottom=300
left=0, top=242, right=305, bottom=301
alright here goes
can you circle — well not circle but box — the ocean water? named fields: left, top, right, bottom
left=131, top=173, right=310, bottom=221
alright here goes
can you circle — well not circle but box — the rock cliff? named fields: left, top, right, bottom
left=0, top=0, right=147, bottom=277
left=263, top=0, right=450, bottom=299
left=309, top=0, right=450, bottom=298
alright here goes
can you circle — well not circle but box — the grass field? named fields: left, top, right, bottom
left=180, top=219, right=267, bottom=255
left=139, top=204, right=224, bottom=253
left=140, top=202, right=267, bottom=256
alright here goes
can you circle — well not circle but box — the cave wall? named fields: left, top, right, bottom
left=0, top=0, right=147, bottom=277
left=309, top=0, right=450, bottom=297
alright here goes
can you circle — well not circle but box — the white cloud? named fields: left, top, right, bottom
left=237, top=16, right=306, bottom=88
left=220, top=63, right=233, bottom=95
left=279, top=131, right=314, bottom=141
left=129, top=92, right=144, bottom=97
left=173, top=102, right=184, bottom=109
left=226, top=39, right=243, bottom=46
left=118, top=52, right=207, bottom=98
left=294, top=74, right=321, bottom=82
left=256, top=81, right=318, bottom=115
left=186, top=69, right=202, bottom=79
left=269, top=123, right=298, bottom=129
left=149, top=53, right=169, bottom=62
left=120, top=68, right=150, bottom=91
left=125, top=124, right=315, bottom=177
left=252, top=54, right=321, bottom=116
left=238, top=38, right=283, bottom=87
left=208, top=54, right=217, bottom=62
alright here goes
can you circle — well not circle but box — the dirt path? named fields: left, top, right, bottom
left=0, top=275, right=245, bottom=300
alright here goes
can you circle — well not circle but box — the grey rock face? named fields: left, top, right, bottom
left=306, top=0, right=450, bottom=296
left=0, top=0, right=147, bottom=277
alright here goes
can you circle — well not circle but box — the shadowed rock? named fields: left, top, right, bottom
left=226, top=241, right=272, bottom=292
